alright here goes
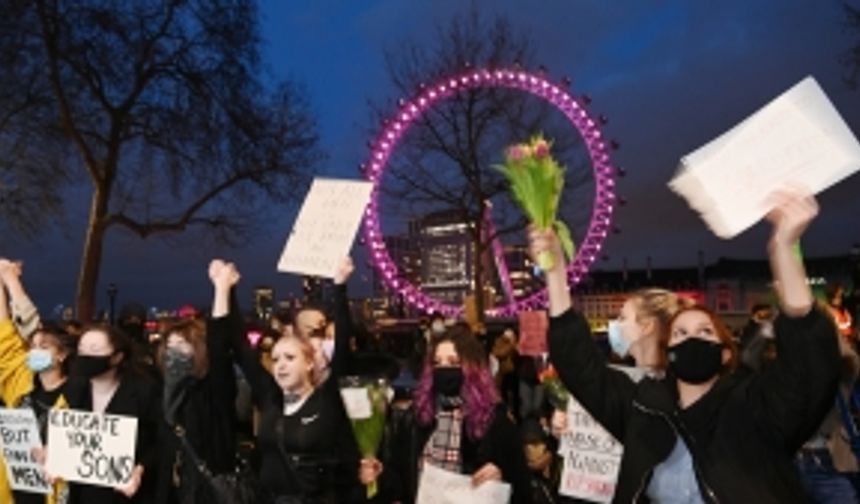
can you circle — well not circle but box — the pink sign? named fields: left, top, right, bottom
left=518, top=311, right=548, bottom=356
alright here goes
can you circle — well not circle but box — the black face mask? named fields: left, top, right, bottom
left=72, top=355, right=114, bottom=379
left=433, top=367, right=464, bottom=397
left=667, top=338, right=724, bottom=385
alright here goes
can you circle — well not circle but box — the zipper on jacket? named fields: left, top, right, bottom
left=632, top=401, right=720, bottom=504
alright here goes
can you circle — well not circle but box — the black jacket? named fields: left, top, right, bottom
left=155, top=312, right=239, bottom=504
left=66, top=372, right=161, bottom=504
left=231, top=284, right=361, bottom=503
left=549, top=307, right=839, bottom=504
left=380, top=403, right=534, bottom=504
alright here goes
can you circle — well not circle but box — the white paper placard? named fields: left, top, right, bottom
left=45, top=409, right=138, bottom=488
left=0, top=408, right=51, bottom=494
left=277, top=178, right=373, bottom=278
left=669, top=76, right=860, bottom=238
left=416, top=463, right=512, bottom=504
left=557, top=398, right=623, bottom=503
left=340, top=387, right=372, bottom=420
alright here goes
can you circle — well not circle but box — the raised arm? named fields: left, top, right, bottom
left=0, top=260, right=40, bottom=340
left=211, top=260, right=279, bottom=405
left=207, top=260, right=240, bottom=403
left=767, top=192, right=817, bottom=317
left=529, top=229, right=636, bottom=440
left=751, top=191, right=840, bottom=450
left=330, top=257, right=355, bottom=379
left=0, top=260, right=34, bottom=406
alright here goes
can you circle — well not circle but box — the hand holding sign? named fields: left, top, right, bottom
left=46, top=409, right=138, bottom=490
left=115, top=464, right=144, bottom=498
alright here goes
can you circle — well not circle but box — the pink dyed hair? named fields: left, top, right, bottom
left=413, top=324, right=499, bottom=439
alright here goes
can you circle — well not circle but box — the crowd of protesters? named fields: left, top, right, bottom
left=0, top=190, right=858, bottom=503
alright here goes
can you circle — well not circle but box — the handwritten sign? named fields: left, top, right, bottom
left=46, top=409, right=137, bottom=488
left=670, top=76, right=860, bottom=238
left=277, top=178, right=373, bottom=278
left=416, top=463, right=511, bottom=504
left=0, top=408, right=51, bottom=494
left=518, top=311, right=548, bottom=356
left=558, top=398, right=623, bottom=503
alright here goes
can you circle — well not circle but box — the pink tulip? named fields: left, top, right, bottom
left=507, top=145, right=526, bottom=161
left=533, top=139, right=550, bottom=159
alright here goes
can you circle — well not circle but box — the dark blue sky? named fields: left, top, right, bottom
left=4, top=0, right=860, bottom=315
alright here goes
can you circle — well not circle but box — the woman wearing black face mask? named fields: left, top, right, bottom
left=65, top=324, right=160, bottom=504
left=362, top=324, right=533, bottom=503
left=151, top=259, right=240, bottom=504
left=532, top=190, right=841, bottom=503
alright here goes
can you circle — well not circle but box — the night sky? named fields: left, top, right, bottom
left=3, top=0, right=859, bottom=316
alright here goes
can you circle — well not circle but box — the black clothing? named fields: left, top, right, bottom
left=549, top=307, right=840, bottom=504
left=156, top=312, right=238, bottom=504
left=231, top=284, right=360, bottom=502
left=66, top=373, right=161, bottom=504
left=380, top=404, right=534, bottom=504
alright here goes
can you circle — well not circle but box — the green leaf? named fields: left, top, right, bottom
left=554, top=220, right=576, bottom=260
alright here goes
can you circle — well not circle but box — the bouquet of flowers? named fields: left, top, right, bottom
left=495, top=134, right=575, bottom=271
left=538, top=364, right=570, bottom=411
left=339, top=376, right=389, bottom=498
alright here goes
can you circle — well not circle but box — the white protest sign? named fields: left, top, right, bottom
left=277, top=178, right=373, bottom=278
left=416, top=463, right=512, bottom=504
left=46, top=409, right=137, bottom=488
left=669, top=76, right=860, bottom=238
left=0, top=408, right=51, bottom=494
left=558, top=398, right=623, bottom=503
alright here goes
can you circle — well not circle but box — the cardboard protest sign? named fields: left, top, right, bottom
left=0, top=408, right=51, bottom=494
left=45, top=409, right=137, bottom=488
left=416, top=463, right=512, bottom=504
left=277, top=178, right=373, bottom=278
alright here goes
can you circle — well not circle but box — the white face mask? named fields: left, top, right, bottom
left=607, top=320, right=631, bottom=358
left=321, top=339, right=335, bottom=363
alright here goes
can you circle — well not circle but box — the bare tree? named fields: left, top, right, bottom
left=375, top=7, right=594, bottom=319
left=0, top=0, right=322, bottom=319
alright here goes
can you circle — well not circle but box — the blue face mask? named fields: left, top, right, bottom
left=607, top=320, right=631, bottom=358
left=27, top=349, right=55, bottom=373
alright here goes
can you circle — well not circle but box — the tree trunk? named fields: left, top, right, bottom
left=75, top=188, right=109, bottom=321
left=472, top=226, right=486, bottom=327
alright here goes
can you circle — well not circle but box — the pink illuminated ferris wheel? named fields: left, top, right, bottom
left=362, top=68, right=618, bottom=318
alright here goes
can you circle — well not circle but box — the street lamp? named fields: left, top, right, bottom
left=107, top=283, right=118, bottom=324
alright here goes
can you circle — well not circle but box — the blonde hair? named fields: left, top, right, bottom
left=629, top=289, right=693, bottom=333
left=272, top=333, right=320, bottom=387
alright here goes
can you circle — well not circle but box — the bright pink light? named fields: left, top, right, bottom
left=361, top=67, right=618, bottom=317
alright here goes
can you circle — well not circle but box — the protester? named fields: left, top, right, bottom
left=363, top=323, right=533, bottom=503
left=228, top=259, right=361, bottom=503
left=65, top=324, right=161, bottom=503
left=533, top=190, right=840, bottom=502
left=547, top=288, right=690, bottom=503
left=153, top=260, right=240, bottom=504
left=0, top=260, right=78, bottom=504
